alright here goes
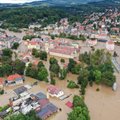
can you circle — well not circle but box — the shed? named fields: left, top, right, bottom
left=66, top=101, right=73, bottom=108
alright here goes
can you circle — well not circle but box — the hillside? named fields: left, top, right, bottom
left=0, top=0, right=103, bottom=8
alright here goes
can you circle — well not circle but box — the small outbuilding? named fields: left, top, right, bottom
left=66, top=101, right=73, bottom=108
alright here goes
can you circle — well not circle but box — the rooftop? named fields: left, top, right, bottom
left=7, top=74, right=22, bottom=81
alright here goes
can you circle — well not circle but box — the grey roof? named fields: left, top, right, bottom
left=13, top=86, right=27, bottom=95
left=46, top=103, right=58, bottom=113
left=36, top=92, right=47, bottom=100
left=36, top=103, right=58, bottom=119
left=0, top=111, right=7, bottom=117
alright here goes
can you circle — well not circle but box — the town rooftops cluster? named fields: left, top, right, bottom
left=0, top=86, right=58, bottom=120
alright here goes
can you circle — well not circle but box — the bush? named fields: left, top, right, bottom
left=0, top=89, right=4, bottom=95
left=67, top=81, right=79, bottom=89
left=40, top=51, right=47, bottom=61
left=50, top=78, right=56, bottom=85
left=0, top=105, right=9, bottom=112
left=60, top=59, right=65, bottom=63
left=96, top=88, right=100, bottom=91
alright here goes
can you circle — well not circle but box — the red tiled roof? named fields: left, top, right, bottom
left=49, top=46, right=76, bottom=55
left=47, top=85, right=61, bottom=94
left=0, top=78, right=3, bottom=85
left=7, top=74, right=22, bottom=81
left=29, top=41, right=39, bottom=45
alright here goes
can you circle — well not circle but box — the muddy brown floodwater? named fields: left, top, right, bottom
left=85, top=73, right=120, bottom=120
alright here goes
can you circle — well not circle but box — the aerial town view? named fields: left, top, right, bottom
left=0, top=0, right=120, bottom=120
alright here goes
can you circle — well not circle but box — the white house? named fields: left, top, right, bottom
left=47, top=85, right=64, bottom=98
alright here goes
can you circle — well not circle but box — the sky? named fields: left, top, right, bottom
left=0, top=0, right=41, bottom=4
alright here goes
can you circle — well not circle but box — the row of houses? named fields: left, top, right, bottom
left=0, top=85, right=58, bottom=120
left=0, top=32, right=22, bottom=50
left=23, top=36, right=81, bottom=59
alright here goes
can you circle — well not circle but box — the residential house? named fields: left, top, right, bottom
left=47, top=85, right=64, bottom=98
left=27, top=41, right=40, bottom=50
left=6, top=74, right=24, bottom=86
left=49, top=46, right=79, bottom=59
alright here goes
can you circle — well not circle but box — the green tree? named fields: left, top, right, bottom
left=12, top=59, right=25, bottom=75
left=4, top=110, right=40, bottom=120
left=71, top=64, right=81, bottom=74
left=12, top=42, right=19, bottom=49
left=23, top=35, right=38, bottom=40
left=67, top=81, right=79, bottom=89
left=0, top=56, right=12, bottom=64
left=78, top=68, right=89, bottom=95
left=68, top=106, right=90, bottom=120
left=38, top=67, right=48, bottom=81
left=32, top=48, right=38, bottom=56
left=50, top=63, right=60, bottom=76
left=0, top=67, right=4, bottom=77
left=68, top=59, right=76, bottom=72
left=50, top=78, right=56, bottom=85
left=32, top=48, right=40, bottom=58
left=2, top=64, right=13, bottom=76
left=51, top=35, right=55, bottom=40
left=73, top=95, right=85, bottom=107
left=40, top=51, right=47, bottom=61
left=60, top=58, right=65, bottom=63
left=93, top=70, right=102, bottom=84
left=2, top=48, right=13, bottom=58
left=102, top=71, right=116, bottom=87
left=26, top=64, right=38, bottom=79
left=68, top=95, right=90, bottom=120
left=37, top=61, right=44, bottom=70
left=49, top=57, right=58, bottom=64
left=59, top=68, right=67, bottom=80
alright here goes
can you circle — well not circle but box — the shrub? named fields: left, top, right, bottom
left=0, top=89, right=4, bottom=95
left=50, top=78, right=56, bottom=85
left=60, top=59, right=65, bottom=63
left=67, top=81, right=79, bottom=89
left=96, top=88, right=100, bottom=91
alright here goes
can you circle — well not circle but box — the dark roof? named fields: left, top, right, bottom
left=46, top=103, right=58, bottom=113
left=13, top=86, right=27, bottom=95
left=37, top=108, right=52, bottom=119
left=37, top=103, right=58, bottom=119
left=36, top=92, right=47, bottom=100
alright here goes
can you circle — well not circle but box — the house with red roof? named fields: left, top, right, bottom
left=47, top=85, right=64, bottom=98
left=27, top=40, right=40, bottom=50
left=6, top=74, right=24, bottom=86
left=49, top=46, right=79, bottom=59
